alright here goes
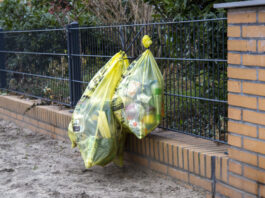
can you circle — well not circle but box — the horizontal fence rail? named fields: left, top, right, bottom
left=0, top=18, right=228, bottom=143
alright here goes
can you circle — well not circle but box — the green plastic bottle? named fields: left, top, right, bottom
left=151, top=80, right=162, bottom=122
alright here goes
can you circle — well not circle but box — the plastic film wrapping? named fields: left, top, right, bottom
left=68, top=51, right=129, bottom=168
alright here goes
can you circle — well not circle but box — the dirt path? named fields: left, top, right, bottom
left=0, top=119, right=206, bottom=198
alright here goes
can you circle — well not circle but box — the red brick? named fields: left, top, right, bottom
left=243, top=54, right=265, bottom=67
left=228, top=94, right=257, bottom=109
left=216, top=182, right=242, bottom=198
left=54, top=127, right=67, bottom=137
left=228, top=40, right=256, bottom=52
left=48, top=109, right=58, bottom=126
left=244, top=166, right=265, bottom=183
left=222, top=158, right=228, bottom=182
left=215, top=157, right=221, bottom=180
left=228, top=67, right=257, bottom=80
left=244, top=193, right=257, bottom=198
left=188, top=150, right=194, bottom=172
left=168, top=144, right=173, bottom=165
left=229, top=174, right=258, bottom=195
left=228, top=11, right=256, bottom=24
left=137, top=137, right=141, bottom=154
left=243, top=82, right=265, bottom=96
left=206, top=155, right=212, bottom=179
left=243, top=137, right=265, bottom=155
left=129, top=135, right=134, bottom=152
left=259, top=98, right=265, bottom=111
left=243, top=110, right=265, bottom=125
left=259, top=10, right=265, bottom=23
left=258, top=40, right=265, bottom=52
left=6, top=110, right=12, bottom=117
left=178, top=147, right=183, bottom=168
left=228, top=53, right=241, bottom=65
left=228, top=26, right=241, bottom=37
left=154, top=139, right=159, bottom=160
left=56, top=113, right=70, bottom=129
left=183, top=148, right=188, bottom=170
left=229, top=160, right=242, bottom=175
left=173, top=146, right=178, bottom=167
left=168, top=167, right=188, bottom=182
left=228, top=134, right=242, bottom=147
left=228, top=107, right=241, bottom=120
left=159, top=141, right=163, bottom=162
left=243, top=26, right=265, bottom=38
left=259, top=70, right=265, bottom=82
left=194, top=151, right=200, bottom=175
left=37, top=106, right=57, bottom=126
left=228, top=80, right=241, bottom=93
left=260, top=184, right=265, bottom=197
left=150, top=161, right=167, bottom=174
left=228, top=121, right=257, bottom=137
left=39, top=121, right=54, bottom=133
left=9, top=111, right=16, bottom=119
left=127, top=153, right=149, bottom=167
left=1, top=108, right=8, bottom=115
left=16, top=114, right=23, bottom=121
left=50, top=131, right=56, bottom=139
left=131, top=136, right=138, bottom=153
left=163, top=142, right=168, bottom=163
left=24, top=116, right=38, bottom=127
left=259, top=155, right=265, bottom=169
left=259, top=127, right=265, bottom=140
left=16, top=101, right=31, bottom=114
left=145, top=137, right=150, bottom=156
left=229, top=148, right=257, bottom=166
left=38, top=128, right=52, bottom=137
left=189, top=174, right=212, bottom=192
left=200, top=154, right=205, bottom=177
left=35, top=106, right=45, bottom=122
left=149, top=138, right=154, bottom=158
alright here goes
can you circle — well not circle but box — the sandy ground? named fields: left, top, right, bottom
left=0, top=119, right=206, bottom=198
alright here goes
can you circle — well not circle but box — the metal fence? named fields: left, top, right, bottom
left=0, top=18, right=228, bottom=143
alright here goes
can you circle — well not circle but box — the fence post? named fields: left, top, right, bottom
left=66, top=22, right=82, bottom=107
left=0, top=28, right=6, bottom=89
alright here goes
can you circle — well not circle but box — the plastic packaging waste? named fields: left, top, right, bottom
left=68, top=51, right=129, bottom=168
left=112, top=35, right=164, bottom=139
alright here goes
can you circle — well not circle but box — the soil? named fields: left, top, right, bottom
left=0, top=119, right=207, bottom=198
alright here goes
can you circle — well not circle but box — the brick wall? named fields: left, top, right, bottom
left=227, top=6, right=265, bottom=197
left=0, top=95, right=228, bottom=197
left=0, top=96, right=72, bottom=140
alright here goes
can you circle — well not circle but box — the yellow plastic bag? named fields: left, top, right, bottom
left=112, top=36, right=164, bottom=139
left=68, top=51, right=129, bottom=168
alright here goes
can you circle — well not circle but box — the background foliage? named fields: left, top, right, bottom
left=0, top=0, right=241, bottom=30
left=0, top=0, right=239, bottom=142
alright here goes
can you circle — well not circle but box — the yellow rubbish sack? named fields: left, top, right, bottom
left=68, top=51, right=129, bottom=168
left=112, top=35, right=164, bottom=139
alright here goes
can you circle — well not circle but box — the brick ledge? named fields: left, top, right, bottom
left=0, top=95, right=229, bottom=195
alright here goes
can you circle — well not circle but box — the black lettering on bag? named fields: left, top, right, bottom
left=73, top=126, right=80, bottom=132
left=112, top=103, right=124, bottom=111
